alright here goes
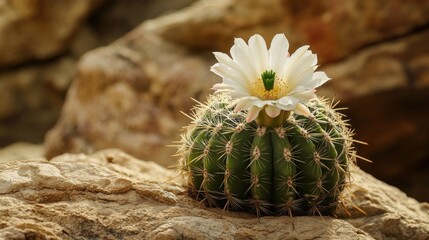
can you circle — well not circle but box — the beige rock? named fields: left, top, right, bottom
left=0, top=0, right=103, bottom=67
left=0, top=149, right=428, bottom=239
left=0, top=142, right=43, bottom=162
left=0, top=0, right=102, bottom=146
left=44, top=35, right=214, bottom=166
left=319, top=29, right=429, bottom=202
left=151, top=0, right=429, bottom=63
left=321, top=29, right=429, bottom=100
left=0, top=0, right=197, bottom=147
left=338, top=168, right=429, bottom=240
left=90, top=0, right=197, bottom=45
left=0, top=57, right=76, bottom=146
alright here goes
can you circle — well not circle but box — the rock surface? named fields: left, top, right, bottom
left=44, top=34, right=214, bottom=167
left=0, top=57, right=77, bottom=146
left=0, top=0, right=103, bottom=67
left=0, top=0, right=102, bottom=146
left=0, top=149, right=428, bottom=239
left=153, top=0, right=429, bottom=63
left=0, top=142, right=43, bottom=162
left=321, top=29, right=429, bottom=201
left=0, top=0, right=196, bottom=146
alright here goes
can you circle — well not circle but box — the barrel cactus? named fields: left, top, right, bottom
left=177, top=34, right=358, bottom=216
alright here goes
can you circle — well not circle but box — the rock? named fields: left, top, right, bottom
left=44, top=35, right=214, bottom=166
left=319, top=29, right=429, bottom=202
left=0, top=0, right=101, bottom=147
left=0, top=0, right=197, bottom=67
left=0, top=57, right=77, bottom=146
left=89, top=0, right=197, bottom=45
left=321, top=28, right=429, bottom=99
left=0, top=0, right=197, bottom=147
left=0, top=142, right=43, bottom=162
left=0, top=0, right=103, bottom=67
left=151, top=0, right=429, bottom=63
left=338, top=167, right=429, bottom=240
left=0, top=0, right=103, bottom=145
left=0, top=149, right=428, bottom=239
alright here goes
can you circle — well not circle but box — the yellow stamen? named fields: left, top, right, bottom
left=250, top=75, right=288, bottom=100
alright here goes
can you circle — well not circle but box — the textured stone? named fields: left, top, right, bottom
left=319, top=29, right=429, bottom=202
left=0, top=0, right=103, bottom=67
left=89, top=0, right=196, bottom=45
left=0, top=0, right=197, bottom=147
left=338, top=167, right=429, bottom=240
left=152, top=0, right=429, bottom=63
left=321, top=29, right=429, bottom=99
left=0, top=142, right=43, bottom=162
left=44, top=35, right=214, bottom=166
left=0, top=0, right=103, bottom=145
left=0, top=57, right=76, bottom=146
left=0, top=149, right=428, bottom=239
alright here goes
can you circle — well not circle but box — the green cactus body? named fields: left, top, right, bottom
left=178, top=94, right=355, bottom=216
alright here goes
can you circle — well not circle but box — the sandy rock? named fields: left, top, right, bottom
left=0, top=142, right=43, bottom=162
left=338, top=168, right=429, bottom=240
left=0, top=149, right=427, bottom=239
left=0, top=0, right=197, bottom=147
left=0, top=0, right=103, bottom=67
left=319, top=29, right=429, bottom=202
left=151, top=0, right=429, bottom=63
left=321, top=29, right=429, bottom=100
left=0, top=57, right=76, bottom=146
left=44, top=35, right=214, bottom=166
left=0, top=0, right=102, bottom=145
left=90, top=0, right=196, bottom=45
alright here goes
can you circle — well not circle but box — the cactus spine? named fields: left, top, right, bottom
left=178, top=94, right=356, bottom=216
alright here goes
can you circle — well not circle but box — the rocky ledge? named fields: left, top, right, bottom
left=0, top=149, right=428, bottom=239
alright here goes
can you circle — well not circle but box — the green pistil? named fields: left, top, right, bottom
left=261, top=70, right=275, bottom=91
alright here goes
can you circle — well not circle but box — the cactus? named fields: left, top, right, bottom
left=178, top=94, right=356, bottom=216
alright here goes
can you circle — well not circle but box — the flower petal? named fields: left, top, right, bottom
left=233, top=97, right=260, bottom=112
left=269, top=34, right=289, bottom=75
left=290, top=89, right=316, bottom=102
left=246, top=106, right=262, bottom=122
left=265, top=105, right=281, bottom=118
left=212, top=83, right=248, bottom=98
left=293, top=51, right=316, bottom=75
left=210, top=64, right=239, bottom=83
left=291, top=70, right=331, bottom=91
left=212, top=76, right=249, bottom=93
left=311, top=71, right=331, bottom=88
left=281, top=45, right=310, bottom=77
left=231, top=39, right=259, bottom=81
left=277, top=96, right=299, bottom=110
left=293, top=103, right=312, bottom=116
left=289, top=68, right=314, bottom=91
left=210, top=64, right=250, bottom=92
left=213, top=51, right=233, bottom=65
left=212, top=52, right=251, bottom=88
left=249, top=34, right=269, bottom=74
left=282, top=46, right=314, bottom=90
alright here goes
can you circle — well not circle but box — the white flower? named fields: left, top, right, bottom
left=211, top=34, right=330, bottom=124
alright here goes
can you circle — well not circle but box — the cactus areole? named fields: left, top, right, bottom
left=177, top=34, right=357, bottom=216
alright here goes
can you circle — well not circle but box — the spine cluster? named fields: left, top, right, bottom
left=177, top=94, right=356, bottom=216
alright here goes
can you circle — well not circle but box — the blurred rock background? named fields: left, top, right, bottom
left=0, top=0, right=428, bottom=202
